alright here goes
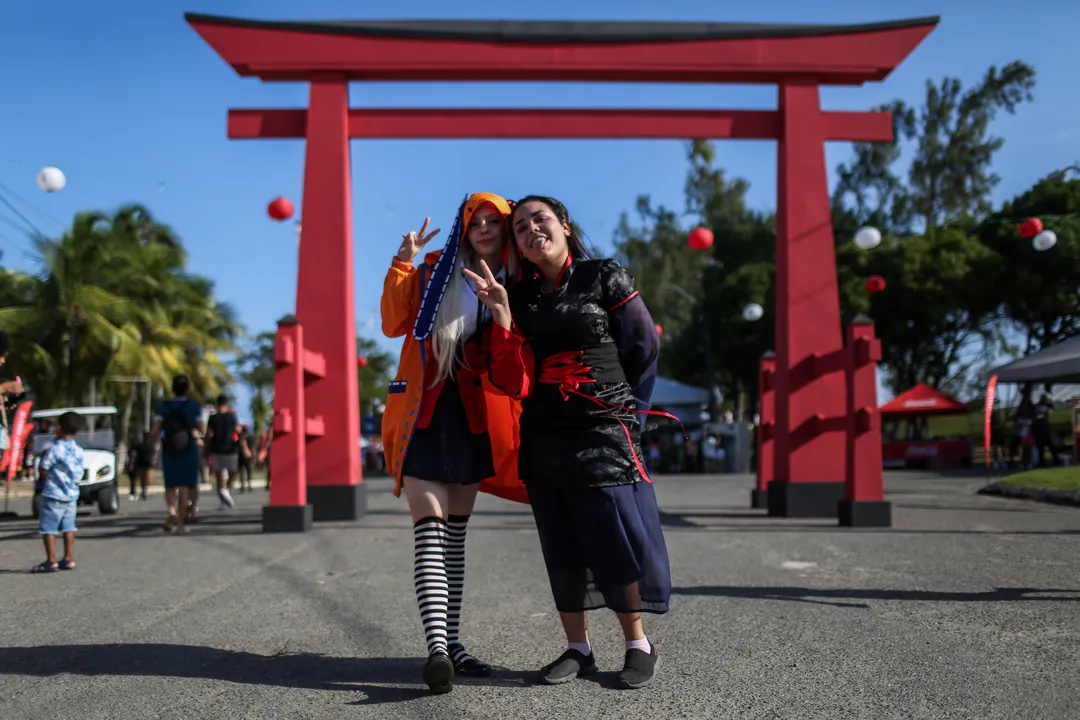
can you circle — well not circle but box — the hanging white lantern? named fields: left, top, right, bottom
left=1032, top=230, right=1057, bottom=251
left=742, top=303, right=764, bottom=322
left=36, top=166, right=66, bottom=192
left=854, top=226, right=882, bottom=250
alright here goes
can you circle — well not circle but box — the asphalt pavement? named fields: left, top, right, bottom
left=1, top=472, right=1078, bottom=720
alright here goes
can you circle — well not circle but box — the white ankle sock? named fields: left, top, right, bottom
left=567, top=641, right=591, bottom=656
left=625, top=637, right=650, bottom=652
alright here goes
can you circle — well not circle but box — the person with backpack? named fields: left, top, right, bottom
left=151, top=374, right=205, bottom=534
left=204, top=394, right=238, bottom=509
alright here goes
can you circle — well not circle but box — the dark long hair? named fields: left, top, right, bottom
left=509, top=195, right=593, bottom=280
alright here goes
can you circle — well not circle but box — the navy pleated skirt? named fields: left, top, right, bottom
left=527, top=480, right=671, bottom=615
left=400, top=374, right=495, bottom=485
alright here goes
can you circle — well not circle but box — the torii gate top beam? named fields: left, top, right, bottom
left=185, top=13, right=939, bottom=86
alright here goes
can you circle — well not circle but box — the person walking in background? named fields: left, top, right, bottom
left=31, top=411, right=84, bottom=573
left=132, top=432, right=155, bottom=500
left=152, top=374, right=205, bottom=534
left=1032, top=393, right=1056, bottom=467
left=205, top=395, right=238, bottom=509
left=0, top=330, right=24, bottom=456
left=236, top=425, right=253, bottom=492
left=125, top=445, right=139, bottom=501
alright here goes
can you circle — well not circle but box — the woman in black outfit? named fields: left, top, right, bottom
left=465, top=195, right=671, bottom=690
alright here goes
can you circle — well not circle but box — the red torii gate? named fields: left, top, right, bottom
left=186, top=13, right=937, bottom=528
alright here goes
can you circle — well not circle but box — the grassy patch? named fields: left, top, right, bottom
left=1000, top=467, right=1080, bottom=492
left=928, top=408, right=1073, bottom=439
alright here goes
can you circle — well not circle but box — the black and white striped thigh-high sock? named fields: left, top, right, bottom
left=446, top=514, right=490, bottom=675
left=414, top=516, right=450, bottom=657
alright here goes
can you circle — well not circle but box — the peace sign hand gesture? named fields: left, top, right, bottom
left=463, top=260, right=512, bottom=330
left=396, top=217, right=441, bottom=263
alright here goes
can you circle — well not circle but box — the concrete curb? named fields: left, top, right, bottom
left=977, top=481, right=1080, bottom=507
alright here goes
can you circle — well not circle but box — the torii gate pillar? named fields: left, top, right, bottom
left=293, top=75, right=365, bottom=521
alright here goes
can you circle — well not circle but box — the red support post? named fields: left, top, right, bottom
left=263, top=315, right=314, bottom=532
left=840, top=314, right=891, bottom=527
left=753, top=351, right=775, bottom=509
left=770, top=81, right=848, bottom=518
left=295, top=75, right=365, bottom=521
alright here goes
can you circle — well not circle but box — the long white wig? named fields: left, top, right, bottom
left=428, top=234, right=517, bottom=387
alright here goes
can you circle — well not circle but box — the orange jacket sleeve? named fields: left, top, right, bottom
left=488, top=323, right=535, bottom=400
left=381, top=257, right=422, bottom=338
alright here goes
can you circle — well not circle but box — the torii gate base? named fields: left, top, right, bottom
left=187, top=13, right=937, bottom=523
left=756, top=317, right=892, bottom=526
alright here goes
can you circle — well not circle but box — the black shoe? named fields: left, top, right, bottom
left=537, top=648, right=598, bottom=685
left=618, top=643, right=660, bottom=689
left=423, top=651, right=454, bottom=694
left=449, top=643, right=492, bottom=677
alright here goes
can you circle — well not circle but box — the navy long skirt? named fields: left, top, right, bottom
left=527, top=480, right=671, bottom=615
left=401, top=374, right=495, bottom=485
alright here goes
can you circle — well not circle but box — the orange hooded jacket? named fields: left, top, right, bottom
left=380, top=192, right=528, bottom=505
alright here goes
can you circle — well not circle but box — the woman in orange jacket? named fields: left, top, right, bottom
left=380, top=191, right=526, bottom=695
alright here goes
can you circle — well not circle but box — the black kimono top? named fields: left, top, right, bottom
left=488, top=255, right=661, bottom=488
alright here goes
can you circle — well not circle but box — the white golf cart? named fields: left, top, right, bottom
left=29, top=405, right=121, bottom=519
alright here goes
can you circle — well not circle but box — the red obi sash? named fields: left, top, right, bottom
left=538, top=350, right=685, bottom=483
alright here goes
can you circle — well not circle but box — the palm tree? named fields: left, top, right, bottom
left=0, top=205, right=243, bottom=458
left=238, top=331, right=276, bottom=437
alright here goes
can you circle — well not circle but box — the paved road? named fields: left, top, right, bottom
left=1, top=472, right=1078, bottom=720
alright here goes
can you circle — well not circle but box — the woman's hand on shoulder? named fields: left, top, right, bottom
left=463, top=260, right=512, bottom=330
left=396, top=216, right=441, bottom=263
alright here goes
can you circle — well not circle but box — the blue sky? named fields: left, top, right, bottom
left=1, top=0, right=1077, bottom=418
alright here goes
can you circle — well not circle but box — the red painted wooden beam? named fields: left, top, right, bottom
left=187, top=14, right=938, bottom=86
left=227, top=108, right=893, bottom=142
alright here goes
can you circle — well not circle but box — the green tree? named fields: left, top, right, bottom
left=978, top=176, right=1080, bottom=353
left=614, top=141, right=775, bottom=415
left=831, top=61, right=1036, bottom=392
left=237, top=331, right=276, bottom=436
left=836, top=227, right=997, bottom=395
left=0, top=205, right=241, bottom=456
left=834, top=61, right=1036, bottom=233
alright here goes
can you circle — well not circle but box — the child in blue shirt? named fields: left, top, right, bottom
left=32, top=411, right=85, bottom=573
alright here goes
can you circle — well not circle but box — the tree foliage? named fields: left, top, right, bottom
left=978, top=176, right=1080, bottom=353
left=0, top=205, right=240, bottom=454
left=613, top=60, right=1080, bottom=409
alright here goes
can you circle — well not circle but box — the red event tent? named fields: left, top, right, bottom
left=880, top=384, right=968, bottom=417
left=880, top=384, right=972, bottom=469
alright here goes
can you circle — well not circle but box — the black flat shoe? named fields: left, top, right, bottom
left=618, top=643, right=660, bottom=689
left=423, top=651, right=454, bottom=694
left=449, top=643, right=492, bottom=677
left=537, top=648, right=598, bottom=685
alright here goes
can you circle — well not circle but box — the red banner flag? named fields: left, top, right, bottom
left=983, top=375, right=998, bottom=468
left=3, top=401, right=33, bottom=486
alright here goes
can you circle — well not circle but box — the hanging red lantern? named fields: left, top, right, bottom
left=1017, top=217, right=1043, bottom=239
left=865, top=275, right=886, bottom=294
left=268, top=197, right=295, bottom=221
left=655, top=323, right=663, bottom=337
left=687, top=227, right=714, bottom=251
left=358, top=355, right=369, bottom=368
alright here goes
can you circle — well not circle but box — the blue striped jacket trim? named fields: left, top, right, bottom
left=412, top=194, right=468, bottom=342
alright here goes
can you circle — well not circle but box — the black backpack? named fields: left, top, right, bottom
left=161, top=400, right=194, bottom=455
